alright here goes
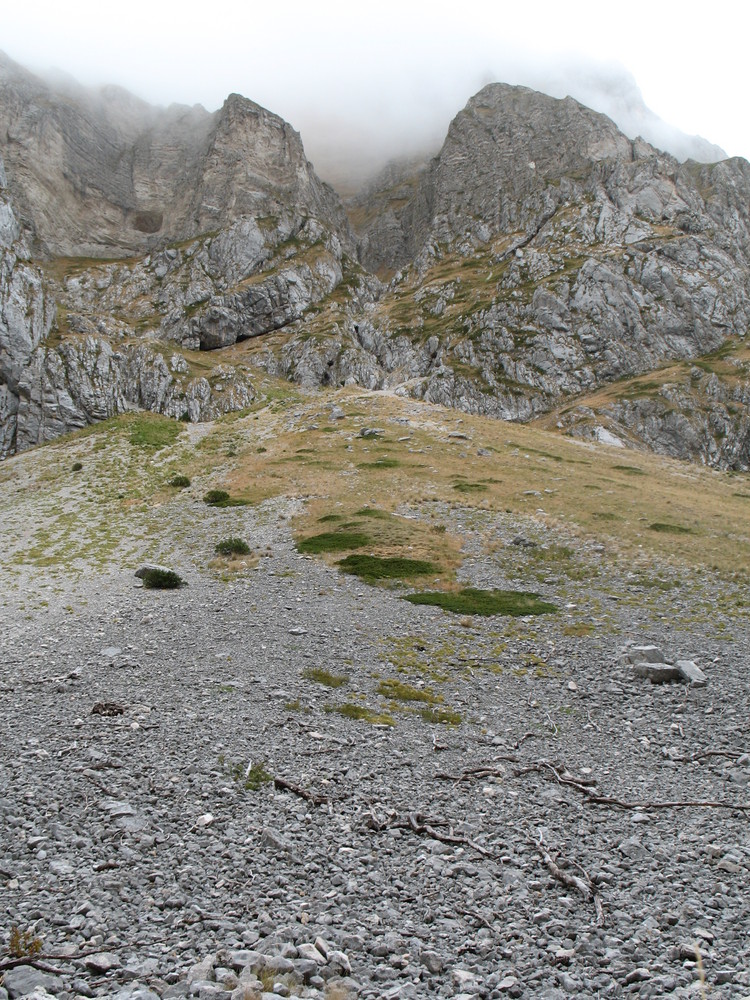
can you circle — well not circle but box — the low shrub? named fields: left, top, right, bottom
left=215, top=537, right=251, bottom=556
left=140, top=568, right=186, bottom=589
left=71, top=461, right=83, bottom=472
left=169, top=474, right=191, bottom=488
left=203, top=489, right=249, bottom=508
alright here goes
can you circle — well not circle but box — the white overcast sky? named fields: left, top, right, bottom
left=3, top=0, right=748, bottom=181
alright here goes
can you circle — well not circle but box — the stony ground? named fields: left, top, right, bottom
left=2, top=448, right=750, bottom=1000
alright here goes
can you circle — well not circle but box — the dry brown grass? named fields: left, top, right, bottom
left=4, top=375, right=749, bottom=585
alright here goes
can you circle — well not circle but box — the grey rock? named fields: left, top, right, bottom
left=622, top=645, right=665, bottom=664
left=113, top=985, right=162, bottom=1000
left=632, top=662, right=682, bottom=683
left=84, top=952, right=122, bottom=974
left=1, top=967, right=63, bottom=1000
left=675, top=660, right=708, bottom=687
left=420, top=950, right=443, bottom=973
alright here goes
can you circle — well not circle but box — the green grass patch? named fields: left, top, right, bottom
left=358, top=457, right=400, bottom=469
left=453, top=481, right=488, bottom=493
left=613, top=465, right=645, bottom=475
left=404, top=587, right=557, bottom=617
left=215, top=537, right=251, bottom=556
left=376, top=678, right=439, bottom=703
left=648, top=522, right=693, bottom=534
left=228, top=760, right=273, bottom=790
left=297, top=531, right=371, bottom=554
left=318, top=513, right=344, bottom=522
left=326, top=703, right=395, bottom=725
left=354, top=507, right=392, bottom=518
left=128, top=414, right=182, bottom=450
left=302, top=667, right=349, bottom=688
left=337, top=554, right=438, bottom=582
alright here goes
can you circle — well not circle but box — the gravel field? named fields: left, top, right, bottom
left=2, top=440, right=750, bottom=1000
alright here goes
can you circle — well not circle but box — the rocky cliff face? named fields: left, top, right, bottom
left=275, top=85, right=750, bottom=466
left=2, top=66, right=750, bottom=470
left=0, top=55, right=357, bottom=455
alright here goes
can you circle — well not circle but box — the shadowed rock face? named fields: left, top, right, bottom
left=0, top=53, right=349, bottom=258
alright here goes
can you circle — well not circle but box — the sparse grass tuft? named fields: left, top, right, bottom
left=563, top=622, right=594, bottom=637
left=9, top=926, right=43, bottom=959
left=419, top=706, right=462, bottom=725
left=303, top=667, right=349, bottom=688
left=326, top=703, right=395, bottom=725
left=404, top=588, right=557, bottom=617
left=376, top=678, right=439, bottom=703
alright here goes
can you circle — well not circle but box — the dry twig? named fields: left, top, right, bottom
left=531, top=831, right=604, bottom=926
left=365, top=809, right=491, bottom=856
left=272, top=776, right=329, bottom=805
left=517, top=761, right=750, bottom=813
